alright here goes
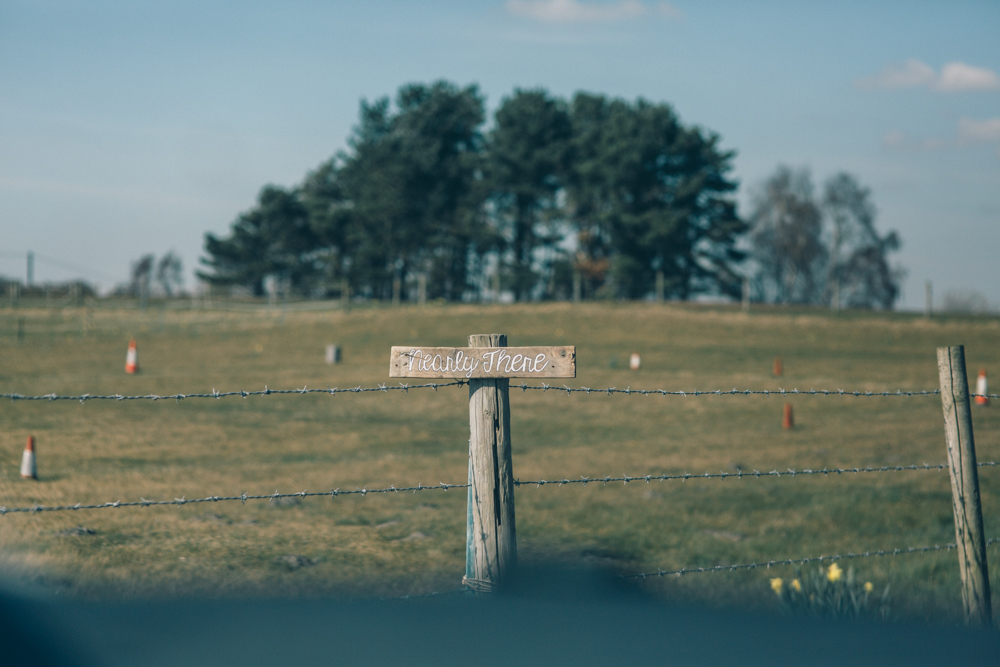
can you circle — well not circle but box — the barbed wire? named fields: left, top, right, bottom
left=514, top=384, right=999, bottom=400
left=622, top=538, right=1000, bottom=580
left=3, top=461, right=996, bottom=516
left=514, top=461, right=999, bottom=487
left=0, top=482, right=470, bottom=515
left=3, top=382, right=996, bottom=403
left=520, top=385, right=947, bottom=397
left=0, top=382, right=466, bottom=403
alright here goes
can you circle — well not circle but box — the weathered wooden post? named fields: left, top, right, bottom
left=340, top=279, right=351, bottom=312
left=417, top=274, right=427, bottom=306
left=937, top=346, right=992, bottom=626
left=389, top=337, right=576, bottom=592
left=392, top=278, right=401, bottom=306
left=465, top=334, right=515, bottom=592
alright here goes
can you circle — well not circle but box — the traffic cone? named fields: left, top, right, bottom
left=125, top=338, right=139, bottom=374
left=20, top=436, right=37, bottom=479
left=975, top=369, right=989, bottom=406
left=782, top=403, right=794, bottom=429
left=773, top=357, right=783, bottom=377
left=629, top=353, right=641, bottom=371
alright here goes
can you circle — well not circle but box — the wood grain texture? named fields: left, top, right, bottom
left=389, top=345, right=575, bottom=379
left=465, top=334, right=516, bottom=592
left=937, top=346, right=992, bottom=626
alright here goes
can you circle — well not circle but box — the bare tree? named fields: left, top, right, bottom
left=748, top=166, right=826, bottom=304
left=130, top=255, right=154, bottom=298
left=748, top=168, right=903, bottom=310
left=822, top=173, right=902, bottom=310
left=155, top=251, right=184, bottom=296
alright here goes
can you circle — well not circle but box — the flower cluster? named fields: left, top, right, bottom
left=769, top=564, right=888, bottom=619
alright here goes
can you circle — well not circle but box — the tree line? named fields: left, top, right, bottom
left=199, top=80, right=902, bottom=308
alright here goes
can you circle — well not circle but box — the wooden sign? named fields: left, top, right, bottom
left=389, top=345, right=575, bottom=379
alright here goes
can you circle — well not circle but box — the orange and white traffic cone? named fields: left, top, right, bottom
left=782, top=403, right=794, bottom=429
left=975, top=369, right=989, bottom=406
left=20, top=436, right=37, bottom=479
left=125, top=338, right=139, bottom=374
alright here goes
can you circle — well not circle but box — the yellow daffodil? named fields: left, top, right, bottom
left=827, top=563, right=843, bottom=582
left=864, top=581, right=874, bottom=593
left=770, top=577, right=783, bottom=595
left=791, top=579, right=802, bottom=592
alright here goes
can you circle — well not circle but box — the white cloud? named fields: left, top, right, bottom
left=937, top=62, right=1000, bottom=92
left=958, top=117, right=1000, bottom=143
left=860, top=59, right=936, bottom=90
left=504, top=0, right=679, bottom=23
left=857, top=59, right=1000, bottom=93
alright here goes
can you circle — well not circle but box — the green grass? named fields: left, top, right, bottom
left=1, top=301, right=998, bottom=622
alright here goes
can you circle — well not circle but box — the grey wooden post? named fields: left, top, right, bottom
left=937, top=346, right=992, bottom=626
left=340, top=280, right=351, bottom=312
left=417, top=274, right=427, bottom=305
left=464, top=333, right=516, bottom=592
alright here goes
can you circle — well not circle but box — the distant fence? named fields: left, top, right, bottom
left=2, top=349, right=998, bottom=624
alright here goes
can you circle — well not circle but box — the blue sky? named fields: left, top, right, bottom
left=1, top=0, right=998, bottom=309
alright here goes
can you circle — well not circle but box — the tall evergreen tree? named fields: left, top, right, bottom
left=567, top=94, right=745, bottom=299
left=565, top=92, right=615, bottom=298
left=198, top=185, right=317, bottom=296
left=487, top=89, right=572, bottom=300
left=336, top=82, right=487, bottom=300
left=299, top=157, right=354, bottom=294
left=201, top=82, right=755, bottom=304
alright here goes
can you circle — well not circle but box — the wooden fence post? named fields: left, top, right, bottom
left=464, top=333, right=517, bottom=592
left=937, top=346, right=992, bottom=626
left=340, top=280, right=351, bottom=312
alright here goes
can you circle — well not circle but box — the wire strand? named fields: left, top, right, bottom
left=1, top=382, right=467, bottom=402
left=3, top=461, right=996, bottom=516
left=514, top=461, right=998, bottom=487
left=4, top=383, right=996, bottom=403
left=623, top=538, right=1000, bottom=579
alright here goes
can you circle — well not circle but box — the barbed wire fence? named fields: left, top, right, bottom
left=1, top=460, right=997, bottom=587
left=3, top=382, right=998, bottom=402
left=2, top=371, right=997, bottom=616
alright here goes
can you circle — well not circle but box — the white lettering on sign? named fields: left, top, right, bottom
left=406, top=348, right=482, bottom=377
left=389, top=346, right=576, bottom=379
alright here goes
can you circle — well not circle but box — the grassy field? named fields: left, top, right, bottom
left=1, top=301, right=998, bottom=620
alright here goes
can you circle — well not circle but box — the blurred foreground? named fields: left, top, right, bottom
left=3, top=566, right=999, bottom=667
